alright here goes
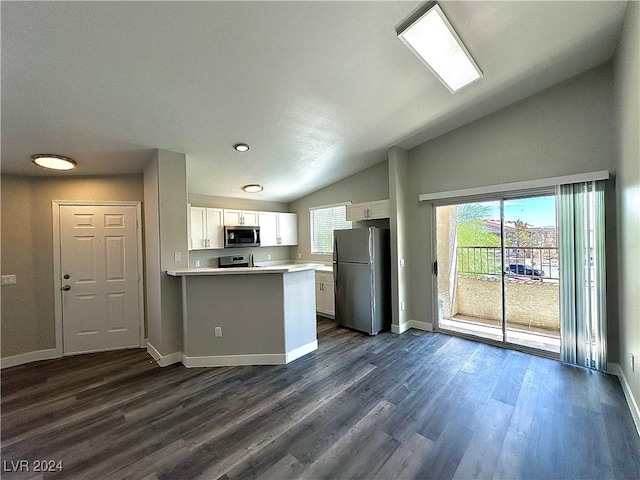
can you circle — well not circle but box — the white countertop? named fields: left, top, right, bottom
left=167, top=263, right=325, bottom=276
left=315, top=265, right=333, bottom=273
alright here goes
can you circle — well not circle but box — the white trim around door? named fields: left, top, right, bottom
left=52, top=201, right=145, bottom=356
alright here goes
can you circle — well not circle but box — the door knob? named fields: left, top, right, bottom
left=61, top=285, right=71, bottom=291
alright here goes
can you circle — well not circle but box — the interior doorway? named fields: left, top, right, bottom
left=435, top=194, right=560, bottom=355
left=54, top=202, right=144, bottom=355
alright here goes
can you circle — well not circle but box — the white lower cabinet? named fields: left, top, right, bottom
left=315, top=271, right=334, bottom=317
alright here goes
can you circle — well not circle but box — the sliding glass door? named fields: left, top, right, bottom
left=503, top=196, right=559, bottom=353
left=435, top=194, right=560, bottom=355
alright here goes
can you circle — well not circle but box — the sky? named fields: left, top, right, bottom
left=482, top=195, right=557, bottom=227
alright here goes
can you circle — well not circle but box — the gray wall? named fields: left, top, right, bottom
left=143, top=149, right=188, bottom=356
left=388, top=147, right=410, bottom=329
left=1, top=174, right=144, bottom=358
left=187, top=193, right=293, bottom=267
left=613, top=1, right=640, bottom=415
left=289, top=160, right=390, bottom=263
left=406, top=63, right=619, bottom=357
left=182, top=269, right=316, bottom=358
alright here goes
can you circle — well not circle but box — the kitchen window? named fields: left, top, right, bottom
left=310, top=202, right=352, bottom=254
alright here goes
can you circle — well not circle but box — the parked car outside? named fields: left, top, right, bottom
left=507, top=263, right=545, bottom=278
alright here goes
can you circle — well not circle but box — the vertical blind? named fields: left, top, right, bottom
left=310, top=204, right=351, bottom=254
left=558, top=180, right=607, bottom=371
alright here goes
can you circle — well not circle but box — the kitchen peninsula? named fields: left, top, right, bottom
left=167, top=264, right=318, bottom=367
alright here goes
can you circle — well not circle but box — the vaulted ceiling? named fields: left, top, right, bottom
left=1, top=1, right=627, bottom=202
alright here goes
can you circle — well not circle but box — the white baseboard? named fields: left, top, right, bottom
left=1, top=348, right=60, bottom=369
left=391, top=322, right=411, bottom=334
left=391, top=320, right=433, bottom=334
left=609, top=362, right=640, bottom=437
left=285, top=340, right=318, bottom=363
left=182, top=352, right=285, bottom=367
left=146, top=342, right=182, bottom=367
left=409, top=320, right=433, bottom=332
left=182, top=340, right=318, bottom=368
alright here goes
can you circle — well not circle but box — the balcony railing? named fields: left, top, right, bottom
left=456, top=246, right=559, bottom=280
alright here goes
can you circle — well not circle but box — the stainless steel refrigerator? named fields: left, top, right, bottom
left=333, top=227, right=390, bottom=335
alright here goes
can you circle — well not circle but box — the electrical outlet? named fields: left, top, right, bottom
left=400, top=258, right=405, bottom=267
left=401, top=301, right=405, bottom=311
left=195, top=260, right=201, bottom=267
left=267, top=254, right=271, bottom=260
left=298, top=252, right=302, bottom=259
left=214, top=327, right=223, bottom=337
left=174, top=251, right=182, bottom=262
left=1, top=274, right=16, bottom=285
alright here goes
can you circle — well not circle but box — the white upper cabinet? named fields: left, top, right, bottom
left=346, top=199, right=390, bottom=221
left=191, top=205, right=297, bottom=248
left=189, top=206, right=224, bottom=250
left=190, top=206, right=207, bottom=250
left=258, top=212, right=278, bottom=246
left=223, top=209, right=259, bottom=226
left=259, top=212, right=298, bottom=246
left=278, top=213, right=298, bottom=246
left=205, top=208, right=224, bottom=248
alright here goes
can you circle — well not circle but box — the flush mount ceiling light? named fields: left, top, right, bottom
left=31, top=154, right=77, bottom=171
left=398, top=3, right=482, bottom=93
left=242, top=184, right=263, bottom=193
left=234, top=143, right=250, bottom=152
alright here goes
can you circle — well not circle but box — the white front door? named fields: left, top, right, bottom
left=60, top=204, right=141, bottom=354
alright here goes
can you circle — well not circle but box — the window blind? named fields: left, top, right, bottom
left=310, top=204, right=351, bottom=254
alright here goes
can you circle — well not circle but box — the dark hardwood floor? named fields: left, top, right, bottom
left=1, top=318, right=639, bottom=480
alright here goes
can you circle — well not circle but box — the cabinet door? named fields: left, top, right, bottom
left=223, top=209, right=243, bottom=226
left=258, top=211, right=278, bottom=247
left=346, top=204, right=368, bottom=221
left=366, top=200, right=390, bottom=220
left=323, top=280, right=335, bottom=316
left=315, top=280, right=325, bottom=314
left=189, top=206, right=206, bottom=250
left=205, top=208, right=224, bottom=248
left=242, top=210, right=259, bottom=226
left=278, top=213, right=298, bottom=246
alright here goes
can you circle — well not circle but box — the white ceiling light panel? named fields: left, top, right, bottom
left=398, top=4, right=482, bottom=93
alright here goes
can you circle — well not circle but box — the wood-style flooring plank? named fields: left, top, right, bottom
left=1, top=318, right=638, bottom=480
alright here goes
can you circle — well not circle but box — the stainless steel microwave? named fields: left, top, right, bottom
left=224, top=225, right=260, bottom=248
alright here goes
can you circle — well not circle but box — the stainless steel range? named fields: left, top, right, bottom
left=218, top=254, right=254, bottom=268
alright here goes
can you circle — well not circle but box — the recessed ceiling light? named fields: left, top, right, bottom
left=242, top=184, right=263, bottom=193
left=31, top=154, right=77, bottom=171
left=234, top=143, right=250, bottom=152
left=398, top=4, right=482, bottom=93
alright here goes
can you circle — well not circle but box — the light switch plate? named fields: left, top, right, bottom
left=1, top=274, right=16, bottom=285
left=174, top=252, right=182, bottom=262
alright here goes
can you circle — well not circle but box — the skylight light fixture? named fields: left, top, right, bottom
left=31, top=154, right=76, bottom=171
left=398, top=3, right=482, bottom=93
